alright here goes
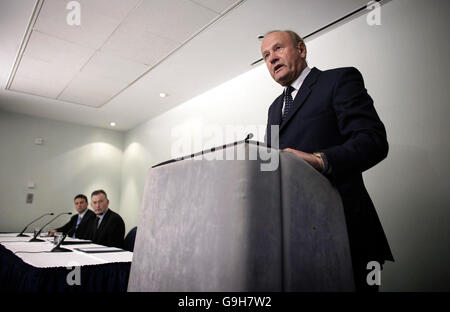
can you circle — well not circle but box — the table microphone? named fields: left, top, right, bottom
left=50, top=233, right=72, bottom=252
left=244, top=133, right=254, bottom=142
left=29, top=212, right=72, bottom=242
left=17, top=213, right=54, bottom=237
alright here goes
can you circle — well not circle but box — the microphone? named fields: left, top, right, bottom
left=50, top=233, right=72, bottom=252
left=29, top=212, right=72, bottom=242
left=152, top=133, right=255, bottom=168
left=17, top=213, right=54, bottom=237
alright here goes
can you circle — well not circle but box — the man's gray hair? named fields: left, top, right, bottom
left=264, top=30, right=305, bottom=47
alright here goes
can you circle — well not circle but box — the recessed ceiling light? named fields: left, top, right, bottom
left=110, top=122, right=116, bottom=127
left=159, top=93, right=167, bottom=98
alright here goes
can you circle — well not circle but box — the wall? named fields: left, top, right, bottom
left=119, top=0, right=450, bottom=291
left=0, top=110, right=124, bottom=232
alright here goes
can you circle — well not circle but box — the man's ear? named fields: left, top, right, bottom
left=297, top=42, right=307, bottom=58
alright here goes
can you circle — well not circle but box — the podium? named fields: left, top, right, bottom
left=128, top=142, right=354, bottom=291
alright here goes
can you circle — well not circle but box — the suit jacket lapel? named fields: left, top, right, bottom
left=70, top=215, right=77, bottom=229
left=82, top=210, right=93, bottom=224
left=97, top=209, right=110, bottom=234
left=280, top=67, right=321, bottom=131
left=270, top=94, right=284, bottom=126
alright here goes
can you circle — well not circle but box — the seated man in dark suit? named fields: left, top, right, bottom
left=49, top=194, right=95, bottom=240
left=90, top=189, right=125, bottom=248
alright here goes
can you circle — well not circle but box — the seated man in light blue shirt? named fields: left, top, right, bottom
left=50, top=194, right=96, bottom=239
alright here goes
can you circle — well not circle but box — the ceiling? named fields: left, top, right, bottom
left=0, top=0, right=368, bottom=131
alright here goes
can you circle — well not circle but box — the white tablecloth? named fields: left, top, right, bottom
left=0, top=233, right=133, bottom=268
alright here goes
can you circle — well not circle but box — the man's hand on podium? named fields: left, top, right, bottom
left=283, top=148, right=324, bottom=172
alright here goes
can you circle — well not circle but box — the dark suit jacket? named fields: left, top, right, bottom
left=266, top=67, right=394, bottom=263
left=91, top=209, right=125, bottom=248
left=56, top=209, right=96, bottom=240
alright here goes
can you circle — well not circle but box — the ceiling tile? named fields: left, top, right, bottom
left=10, top=30, right=95, bottom=99
left=59, top=71, right=129, bottom=107
left=190, top=0, right=241, bottom=14
left=14, top=56, right=74, bottom=84
left=75, top=0, right=141, bottom=21
left=34, top=0, right=128, bottom=49
left=101, top=21, right=180, bottom=66
left=128, top=0, right=219, bottom=43
left=20, top=31, right=94, bottom=70
left=79, top=51, right=149, bottom=82
left=10, top=74, right=68, bottom=99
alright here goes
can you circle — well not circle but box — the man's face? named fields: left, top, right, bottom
left=261, top=31, right=307, bottom=86
left=74, top=197, right=88, bottom=214
left=91, top=193, right=109, bottom=215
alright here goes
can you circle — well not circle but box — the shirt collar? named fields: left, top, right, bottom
left=286, top=66, right=311, bottom=93
left=78, top=209, right=88, bottom=219
left=97, top=208, right=109, bottom=220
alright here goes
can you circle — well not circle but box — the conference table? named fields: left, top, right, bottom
left=0, top=233, right=133, bottom=292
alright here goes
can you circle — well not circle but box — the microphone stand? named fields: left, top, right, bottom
left=29, top=212, right=72, bottom=242
left=50, top=233, right=72, bottom=252
left=17, top=213, right=54, bottom=237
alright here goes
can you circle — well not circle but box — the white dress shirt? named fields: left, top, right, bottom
left=282, top=66, right=311, bottom=115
